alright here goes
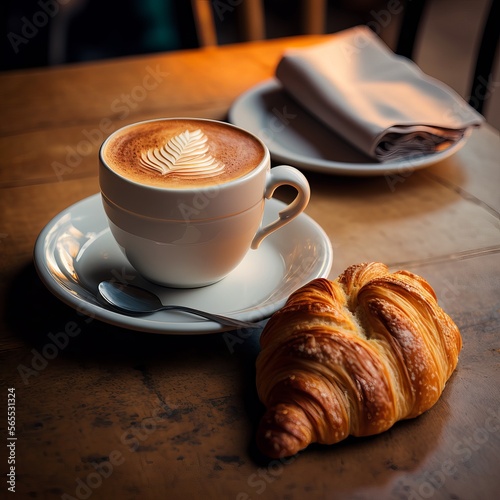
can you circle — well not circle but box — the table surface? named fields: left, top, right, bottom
left=1, top=35, right=499, bottom=500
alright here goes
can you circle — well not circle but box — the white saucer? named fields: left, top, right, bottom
left=34, top=194, right=333, bottom=334
left=228, top=78, right=470, bottom=177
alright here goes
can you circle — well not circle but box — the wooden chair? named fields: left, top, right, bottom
left=191, top=0, right=498, bottom=116
left=190, top=0, right=327, bottom=47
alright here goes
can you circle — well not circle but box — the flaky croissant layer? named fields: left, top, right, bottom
left=255, top=262, right=462, bottom=458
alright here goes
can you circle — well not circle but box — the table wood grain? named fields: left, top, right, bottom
left=1, top=35, right=499, bottom=500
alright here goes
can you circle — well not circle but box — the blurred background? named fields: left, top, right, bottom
left=2, top=0, right=499, bottom=128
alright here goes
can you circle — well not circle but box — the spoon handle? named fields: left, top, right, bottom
left=160, top=305, right=258, bottom=329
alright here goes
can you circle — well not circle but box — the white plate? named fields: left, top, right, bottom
left=228, top=78, right=470, bottom=176
left=34, top=194, right=333, bottom=334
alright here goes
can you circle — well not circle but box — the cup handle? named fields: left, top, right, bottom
left=251, top=165, right=310, bottom=249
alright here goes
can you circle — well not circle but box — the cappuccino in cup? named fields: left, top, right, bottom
left=102, top=118, right=264, bottom=189
left=100, top=118, right=310, bottom=288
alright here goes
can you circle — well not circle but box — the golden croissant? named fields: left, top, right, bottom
left=255, top=262, right=462, bottom=458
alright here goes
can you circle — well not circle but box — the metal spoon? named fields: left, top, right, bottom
left=97, top=280, right=259, bottom=329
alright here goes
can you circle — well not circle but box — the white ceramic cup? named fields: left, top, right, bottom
left=99, top=118, right=310, bottom=288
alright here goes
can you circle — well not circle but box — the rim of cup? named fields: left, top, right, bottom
left=99, top=117, right=270, bottom=194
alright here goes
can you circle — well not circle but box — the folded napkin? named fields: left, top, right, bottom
left=276, top=26, right=484, bottom=162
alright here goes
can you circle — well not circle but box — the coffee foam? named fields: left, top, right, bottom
left=103, top=119, right=265, bottom=188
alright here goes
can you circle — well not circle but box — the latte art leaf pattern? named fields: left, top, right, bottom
left=139, top=129, right=224, bottom=178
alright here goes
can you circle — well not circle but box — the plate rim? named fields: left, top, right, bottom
left=33, top=193, right=333, bottom=335
left=228, top=78, right=471, bottom=176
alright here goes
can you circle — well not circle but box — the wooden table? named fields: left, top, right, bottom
left=1, top=36, right=499, bottom=500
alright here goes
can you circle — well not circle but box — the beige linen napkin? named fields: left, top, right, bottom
left=276, top=26, right=484, bottom=162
